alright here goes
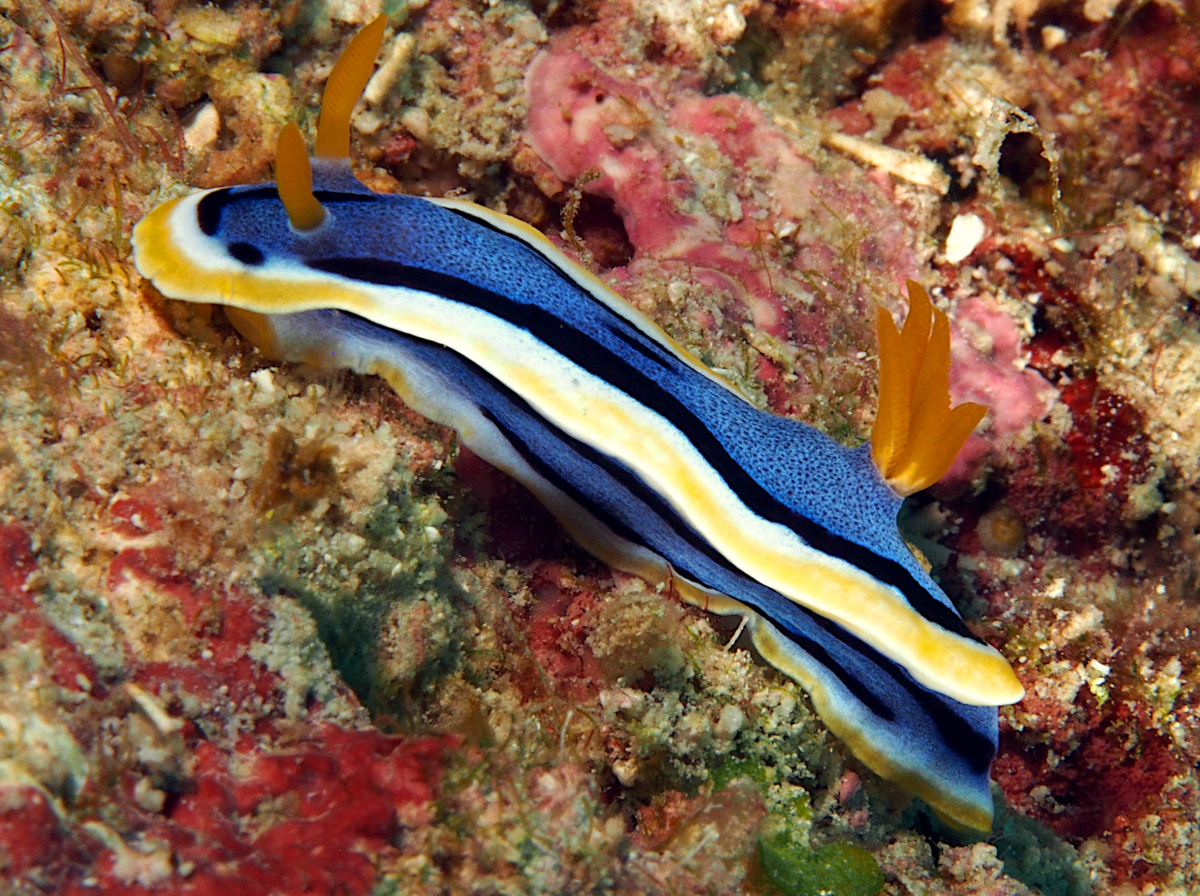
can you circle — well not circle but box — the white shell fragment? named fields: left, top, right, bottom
left=183, top=102, right=220, bottom=153
left=823, top=132, right=950, bottom=195
left=945, top=213, right=986, bottom=264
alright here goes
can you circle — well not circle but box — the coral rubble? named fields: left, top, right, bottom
left=1, top=0, right=1199, bottom=892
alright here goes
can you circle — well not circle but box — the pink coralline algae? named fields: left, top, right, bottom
left=525, top=47, right=1054, bottom=471
left=526, top=48, right=920, bottom=335
left=0, top=523, right=453, bottom=896
left=942, top=294, right=1058, bottom=484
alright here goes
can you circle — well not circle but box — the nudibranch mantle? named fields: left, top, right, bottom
left=132, top=18, right=1022, bottom=832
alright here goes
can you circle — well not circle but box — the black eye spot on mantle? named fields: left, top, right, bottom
left=196, top=186, right=281, bottom=236
left=229, top=242, right=265, bottom=266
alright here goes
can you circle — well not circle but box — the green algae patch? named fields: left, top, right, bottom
left=758, top=833, right=884, bottom=896
left=711, top=755, right=771, bottom=793
left=992, top=799, right=1091, bottom=896
left=711, top=758, right=812, bottom=834
left=257, top=471, right=466, bottom=717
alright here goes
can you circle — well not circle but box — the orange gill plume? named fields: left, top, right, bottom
left=871, top=281, right=987, bottom=497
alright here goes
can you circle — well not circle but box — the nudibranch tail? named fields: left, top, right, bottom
left=314, top=15, right=387, bottom=160
left=275, top=122, right=326, bottom=232
left=871, top=281, right=987, bottom=497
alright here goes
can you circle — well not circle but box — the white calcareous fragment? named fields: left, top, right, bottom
left=250, top=368, right=275, bottom=394
left=362, top=33, right=416, bottom=106
left=823, top=132, right=950, bottom=194
left=400, top=107, right=430, bottom=142
left=178, top=7, right=241, bottom=45
left=327, top=0, right=383, bottom=24
left=599, top=687, right=645, bottom=714
left=710, top=3, right=746, bottom=45
left=945, top=213, right=986, bottom=263
left=1060, top=605, right=1103, bottom=640
left=612, top=756, right=639, bottom=786
left=1040, top=25, right=1066, bottom=49
left=183, top=103, right=220, bottom=153
left=715, top=703, right=744, bottom=738
left=1083, top=0, right=1122, bottom=21
left=125, top=683, right=184, bottom=735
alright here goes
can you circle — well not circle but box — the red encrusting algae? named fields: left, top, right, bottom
left=0, top=522, right=454, bottom=896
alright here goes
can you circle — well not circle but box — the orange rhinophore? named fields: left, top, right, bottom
left=276, top=14, right=386, bottom=232
left=275, top=122, right=326, bottom=232
left=314, top=15, right=386, bottom=160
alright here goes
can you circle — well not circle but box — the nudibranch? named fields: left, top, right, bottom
left=133, top=17, right=1023, bottom=830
